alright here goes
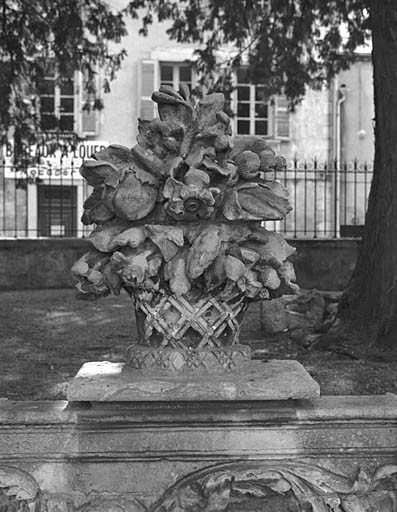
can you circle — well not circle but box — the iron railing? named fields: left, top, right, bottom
left=0, top=159, right=373, bottom=239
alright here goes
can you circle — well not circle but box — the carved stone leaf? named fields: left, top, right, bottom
left=146, top=225, right=184, bottom=262
left=340, top=495, right=369, bottom=512
left=232, top=478, right=290, bottom=497
left=225, top=255, right=246, bottom=281
left=80, top=498, right=148, bottom=512
left=0, top=465, right=39, bottom=501
left=102, top=262, right=122, bottom=295
left=240, top=248, right=260, bottom=266
left=219, top=279, right=241, bottom=301
left=202, top=157, right=230, bottom=176
left=147, top=254, right=163, bottom=277
left=201, top=474, right=232, bottom=511
left=83, top=186, right=103, bottom=210
left=186, top=226, right=222, bottom=280
left=92, top=144, right=136, bottom=168
left=246, top=231, right=296, bottom=268
left=236, top=182, right=292, bottom=221
left=351, top=468, right=372, bottom=493
left=222, top=189, right=243, bottom=220
left=238, top=270, right=262, bottom=298
left=230, top=135, right=272, bottom=158
left=111, top=251, right=149, bottom=285
left=131, top=145, right=165, bottom=177
left=80, top=160, right=120, bottom=187
left=81, top=186, right=115, bottom=225
left=107, top=227, right=147, bottom=251
left=152, top=90, right=193, bottom=130
left=257, top=266, right=281, bottom=290
left=84, top=202, right=115, bottom=225
left=372, top=464, right=397, bottom=488
left=219, top=224, right=254, bottom=243
left=165, top=250, right=191, bottom=296
left=204, top=245, right=227, bottom=291
left=185, top=145, right=205, bottom=167
left=89, top=220, right=131, bottom=252
left=197, top=93, right=225, bottom=131
left=71, top=251, right=110, bottom=277
left=172, top=483, right=205, bottom=512
left=71, top=257, right=90, bottom=277
left=369, top=492, right=396, bottom=511
left=163, top=177, right=184, bottom=200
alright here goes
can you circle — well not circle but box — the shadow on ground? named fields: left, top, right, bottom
left=0, top=289, right=396, bottom=399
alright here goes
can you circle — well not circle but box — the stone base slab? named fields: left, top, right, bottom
left=66, top=359, right=320, bottom=401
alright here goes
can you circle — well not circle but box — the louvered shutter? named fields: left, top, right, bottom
left=275, top=95, right=290, bottom=139
left=139, top=60, right=157, bottom=120
left=82, top=103, right=97, bottom=134
left=77, top=71, right=98, bottom=136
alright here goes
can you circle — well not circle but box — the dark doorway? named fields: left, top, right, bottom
left=38, top=185, right=77, bottom=237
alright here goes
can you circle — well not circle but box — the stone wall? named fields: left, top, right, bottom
left=0, top=238, right=360, bottom=291
left=290, top=238, right=361, bottom=290
left=0, top=238, right=90, bottom=290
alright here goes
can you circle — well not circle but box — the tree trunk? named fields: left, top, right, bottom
left=335, top=0, right=397, bottom=350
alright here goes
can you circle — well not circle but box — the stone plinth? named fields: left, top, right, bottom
left=66, top=359, right=320, bottom=402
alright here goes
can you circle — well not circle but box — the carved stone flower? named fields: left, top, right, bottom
left=163, top=169, right=220, bottom=221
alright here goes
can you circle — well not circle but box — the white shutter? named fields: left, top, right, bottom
left=82, top=106, right=97, bottom=134
left=77, top=71, right=98, bottom=136
left=275, top=95, right=290, bottom=139
left=139, top=60, right=157, bottom=120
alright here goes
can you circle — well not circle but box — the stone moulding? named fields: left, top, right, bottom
left=1, top=461, right=396, bottom=512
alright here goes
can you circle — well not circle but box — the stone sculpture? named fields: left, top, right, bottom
left=72, top=84, right=298, bottom=372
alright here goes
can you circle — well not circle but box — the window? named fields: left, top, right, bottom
left=38, top=64, right=75, bottom=132
left=37, top=185, right=77, bottom=237
left=160, top=63, right=193, bottom=91
left=139, top=60, right=194, bottom=120
left=234, top=68, right=290, bottom=139
left=236, top=68, right=270, bottom=136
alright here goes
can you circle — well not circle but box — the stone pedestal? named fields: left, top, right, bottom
left=66, top=359, right=320, bottom=401
left=0, top=395, right=396, bottom=511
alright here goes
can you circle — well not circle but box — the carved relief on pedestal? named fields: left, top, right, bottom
left=1, top=462, right=396, bottom=512
left=154, top=461, right=397, bottom=512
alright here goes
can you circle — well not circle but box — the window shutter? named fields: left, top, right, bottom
left=82, top=105, right=97, bottom=134
left=275, top=95, right=290, bottom=139
left=139, top=60, right=157, bottom=120
left=77, top=71, right=98, bottom=136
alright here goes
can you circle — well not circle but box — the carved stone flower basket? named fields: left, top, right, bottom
left=71, top=84, right=300, bottom=377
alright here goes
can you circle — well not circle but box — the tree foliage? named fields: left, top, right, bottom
left=127, top=0, right=371, bottom=104
left=0, top=0, right=129, bottom=157
left=0, top=0, right=371, bottom=158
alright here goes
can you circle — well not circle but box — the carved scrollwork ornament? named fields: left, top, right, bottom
left=0, top=462, right=397, bottom=512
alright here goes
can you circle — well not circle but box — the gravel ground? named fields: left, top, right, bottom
left=0, top=288, right=396, bottom=399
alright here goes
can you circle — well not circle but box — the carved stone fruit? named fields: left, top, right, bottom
left=234, top=150, right=261, bottom=179
left=104, top=168, right=159, bottom=221
left=258, top=266, right=281, bottom=290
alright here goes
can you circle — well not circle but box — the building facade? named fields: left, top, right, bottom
left=0, top=13, right=374, bottom=239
